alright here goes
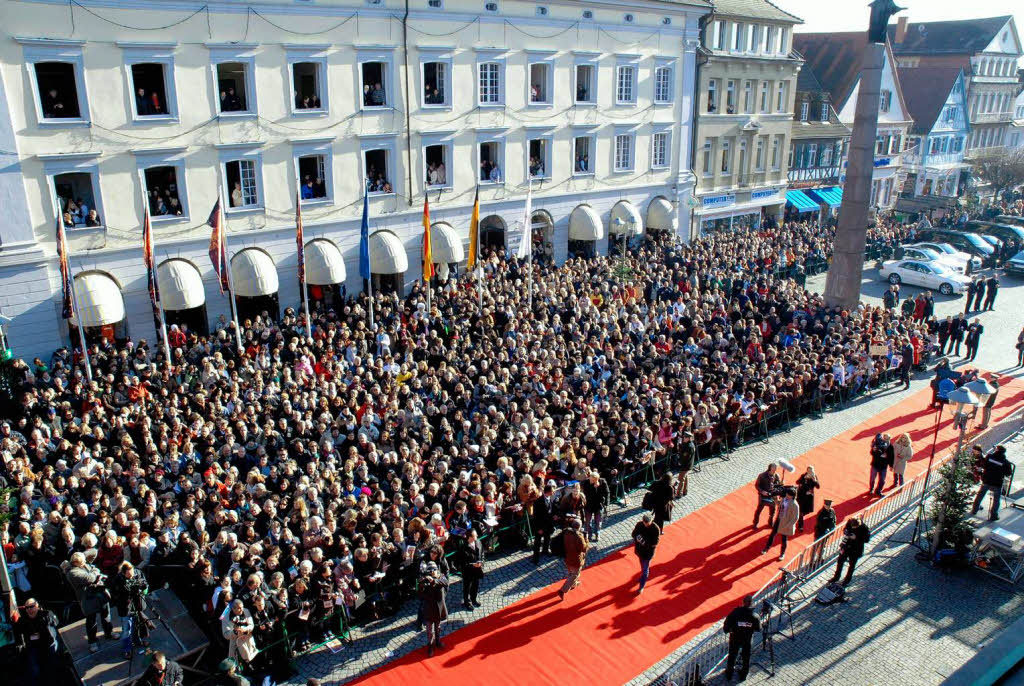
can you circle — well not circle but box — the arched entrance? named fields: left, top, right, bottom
left=304, top=238, right=347, bottom=309
left=608, top=200, right=643, bottom=256
left=480, top=214, right=506, bottom=254
left=568, top=204, right=603, bottom=259
left=530, top=210, right=554, bottom=264
left=157, top=259, right=209, bottom=336
left=429, top=222, right=465, bottom=282
left=70, top=271, right=127, bottom=346
left=369, top=230, right=408, bottom=294
left=231, top=248, right=280, bottom=323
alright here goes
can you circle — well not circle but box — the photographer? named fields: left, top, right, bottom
left=110, top=561, right=150, bottom=659
left=830, top=516, right=871, bottom=586
left=418, top=561, right=449, bottom=657
left=65, top=551, right=114, bottom=653
left=139, top=651, right=182, bottom=686
left=221, top=598, right=258, bottom=666
left=13, top=598, right=59, bottom=680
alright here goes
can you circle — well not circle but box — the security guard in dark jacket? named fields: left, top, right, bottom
left=13, top=598, right=59, bottom=681
left=723, top=595, right=762, bottom=681
left=972, top=445, right=1013, bottom=520
left=531, top=483, right=556, bottom=564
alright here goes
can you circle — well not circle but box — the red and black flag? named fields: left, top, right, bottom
left=207, top=199, right=229, bottom=293
left=142, top=206, right=162, bottom=332
left=295, top=190, right=305, bottom=285
left=56, top=212, right=74, bottom=320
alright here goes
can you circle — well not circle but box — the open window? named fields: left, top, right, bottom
left=297, top=155, right=328, bottom=202
left=575, top=64, right=595, bottom=104
left=574, top=136, right=593, bottom=175
left=35, top=62, right=81, bottom=119
left=130, top=63, right=169, bottom=117
left=423, top=61, right=449, bottom=106
left=143, top=166, right=186, bottom=218
left=364, top=149, right=392, bottom=193
left=479, top=141, right=503, bottom=183
left=53, top=172, right=102, bottom=229
left=224, top=159, right=260, bottom=209
left=292, top=62, right=323, bottom=111
left=361, top=62, right=388, bottom=108
left=216, top=62, right=250, bottom=113
left=528, top=138, right=549, bottom=179
left=425, top=144, right=449, bottom=188
left=529, top=63, right=551, bottom=104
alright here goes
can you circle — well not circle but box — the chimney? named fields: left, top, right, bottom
left=895, top=16, right=908, bottom=44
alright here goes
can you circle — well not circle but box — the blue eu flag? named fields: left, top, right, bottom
left=359, top=187, right=371, bottom=281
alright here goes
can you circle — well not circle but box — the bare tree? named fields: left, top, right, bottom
left=971, top=148, right=1024, bottom=201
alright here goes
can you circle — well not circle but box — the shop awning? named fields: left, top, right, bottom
left=71, top=272, right=125, bottom=327
left=231, top=249, right=279, bottom=297
left=808, top=186, right=843, bottom=208
left=569, top=205, right=604, bottom=241
left=786, top=190, right=820, bottom=213
left=609, top=200, right=643, bottom=235
left=646, top=197, right=677, bottom=232
left=304, top=239, right=347, bottom=286
left=429, top=222, right=465, bottom=264
left=157, top=259, right=206, bottom=311
left=370, top=230, right=409, bottom=274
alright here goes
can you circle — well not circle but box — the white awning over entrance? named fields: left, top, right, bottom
left=304, top=239, right=347, bottom=286
left=609, top=200, right=643, bottom=235
left=157, top=260, right=206, bottom=311
left=646, top=197, right=677, bottom=232
left=430, top=222, right=465, bottom=264
left=569, top=205, right=604, bottom=241
left=71, top=272, right=125, bottom=327
left=231, top=249, right=279, bottom=297
left=370, top=230, right=409, bottom=274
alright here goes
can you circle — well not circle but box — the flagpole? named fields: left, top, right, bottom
left=60, top=212, right=93, bottom=383
left=361, top=187, right=374, bottom=331
left=295, top=188, right=311, bottom=343
left=139, top=172, right=173, bottom=369
left=217, top=170, right=244, bottom=352
left=526, top=180, right=533, bottom=313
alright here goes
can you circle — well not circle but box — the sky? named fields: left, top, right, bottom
left=782, top=0, right=1024, bottom=64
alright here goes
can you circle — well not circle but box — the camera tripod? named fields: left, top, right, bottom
left=755, top=600, right=777, bottom=678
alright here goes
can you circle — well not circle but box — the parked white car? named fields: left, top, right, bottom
left=896, top=246, right=967, bottom=274
left=878, top=260, right=971, bottom=296
left=908, top=242, right=981, bottom=271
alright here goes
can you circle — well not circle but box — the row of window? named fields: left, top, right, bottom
left=52, top=130, right=672, bottom=230
left=706, top=78, right=789, bottom=115
left=968, top=126, right=1008, bottom=150
left=24, top=42, right=677, bottom=126
left=970, top=91, right=1015, bottom=118
left=874, top=132, right=906, bottom=157
left=706, top=20, right=790, bottom=57
left=925, top=135, right=964, bottom=156
left=700, top=134, right=786, bottom=177
left=973, top=56, right=1017, bottom=78
left=788, top=141, right=843, bottom=170
left=797, top=100, right=832, bottom=123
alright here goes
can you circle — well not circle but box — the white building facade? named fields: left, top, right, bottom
left=0, top=0, right=707, bottom=361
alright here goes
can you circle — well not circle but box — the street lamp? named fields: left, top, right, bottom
left=929, top=386, right=979, bottom=556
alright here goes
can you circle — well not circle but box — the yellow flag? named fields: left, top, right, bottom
left=467, top=186, right=480, bottom=271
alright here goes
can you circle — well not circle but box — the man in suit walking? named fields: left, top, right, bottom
left=557, top=517, right=590, bottom=601
left=949, top=314, right=967, bottom=356
left=983, top=275, right=999, bottom=311
left=531, top=482, right=556, bottom=564
left=937, top=316, right=952, bottom=355
left=965, top=318, right=984, bottom=362
left=761, top=488, right=799, bottom=561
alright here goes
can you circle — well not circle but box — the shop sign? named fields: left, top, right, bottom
left=702, top=194, right=735, bottom=208
left=751, top=189, right=779, bottom=201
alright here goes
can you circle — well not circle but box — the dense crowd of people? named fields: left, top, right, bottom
left=0, top=212, right=984, bottom=679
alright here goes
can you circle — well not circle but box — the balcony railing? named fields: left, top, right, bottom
left=787, top=165, right=842, bottom=183
left=971, top=111, right=1013, bottom=124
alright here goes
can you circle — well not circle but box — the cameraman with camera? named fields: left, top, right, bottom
left=65, top=551, right=114, bottom=653
left=752, top=463, right=781, bottom=529
left=110, top=561, right=150, bottom=659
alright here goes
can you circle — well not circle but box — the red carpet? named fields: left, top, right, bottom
left=353, top=377, right=1024, bottom=686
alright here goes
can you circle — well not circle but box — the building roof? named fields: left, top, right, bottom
left=896, top=66, right=963, bottom=135
left=794, top=54, right=826, bottom=94
left=710, top=0, right=802, bottom=24
left=887, top=16, right=1011, bottom=55
left=792, top=32, right=869, bottom=112
left=790, top=120, right=851, bottom=140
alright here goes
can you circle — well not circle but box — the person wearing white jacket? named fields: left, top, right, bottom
left=221, top=599, right=258, bottom=664
left=892, top=433, right=913, bottom=488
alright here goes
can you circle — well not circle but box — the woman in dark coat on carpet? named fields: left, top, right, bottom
left=647, top=472, right=675, bottom=531
left=418, top=561, right=449, bottom=656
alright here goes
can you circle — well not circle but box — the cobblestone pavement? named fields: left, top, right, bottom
left=288, top=267, right=1024, bottom=686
